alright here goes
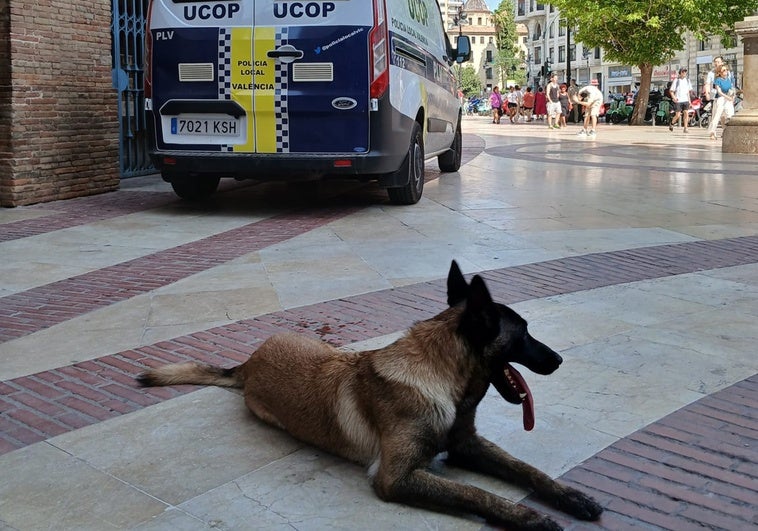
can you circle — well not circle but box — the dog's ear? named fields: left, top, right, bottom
left=466, top=275, right=495, bottom=314
left=447, top=260, right=469, bottom=306
left=459, top=274, right=500, bottom=348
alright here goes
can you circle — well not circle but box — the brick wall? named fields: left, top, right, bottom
left=0, top=2, right=12, bottom=203
left=0, top=0, right=119, bottom=207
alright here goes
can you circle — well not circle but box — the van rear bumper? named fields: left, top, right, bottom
left=148, top=98, right=416, bottom=187
left=150, top=149, right=407, bottom=182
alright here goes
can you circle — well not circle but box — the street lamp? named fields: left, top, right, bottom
left=451, top=5, right=468, bottom=36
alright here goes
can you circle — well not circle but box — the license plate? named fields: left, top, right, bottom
left=170, top=117, right=240, bottom=136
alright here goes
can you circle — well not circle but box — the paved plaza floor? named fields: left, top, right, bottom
left=1, top=117, right=756, bottom=530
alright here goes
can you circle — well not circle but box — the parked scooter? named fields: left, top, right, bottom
left=698, top=94, right=742, bottom=128
left=605, top=94, right=633, bottom=124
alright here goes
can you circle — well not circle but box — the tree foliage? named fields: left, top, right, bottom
left=551, top=0, right=758, bottom=124
left=458, top=65, right=484, bottom=96
left=492, top=0, right=524, bottom=87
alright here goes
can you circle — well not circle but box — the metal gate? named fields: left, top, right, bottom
left=111, top=0, right=153, bottom=177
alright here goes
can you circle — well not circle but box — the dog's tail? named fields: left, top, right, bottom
left=136, top=362, right=243, bottom=388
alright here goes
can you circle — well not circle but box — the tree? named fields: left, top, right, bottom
left=551, top=0, right=758, bottom=124
left=458, top=65, right=483, bottom=96
left=492, top=0, right=523, bottom=87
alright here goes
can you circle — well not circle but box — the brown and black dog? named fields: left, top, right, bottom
left=137, top=261, right=602, bottom=530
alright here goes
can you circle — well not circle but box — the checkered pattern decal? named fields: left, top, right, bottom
left=218, top=28, right=233, bottom=152
left=274, top=27, right=290, bottom=153
left=218, top=29, right=232, bottom=99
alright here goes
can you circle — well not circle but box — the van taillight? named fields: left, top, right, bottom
left=144, top=0, right=154, bottom=99
left=369, top=0, right=389, bottom=99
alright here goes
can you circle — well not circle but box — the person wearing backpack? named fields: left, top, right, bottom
left=669, top=68, right=694, bottom=133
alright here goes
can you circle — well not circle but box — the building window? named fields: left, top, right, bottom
left=477, top=17, right=482, bottom=26
left=559, top=21, right=566, bottom=37
left=518, top=0, right=525, bottom=16
left=486, top=50, right=493, bottom=63
left=594, top=47, right=601, bottom=59
left=558, top=46, right=565, bottom=62
left=490, top=37, right=494, bottom=44
left=533, top=23, right=542, bottom=40
left=569, top=45, right=576, bottom=61
left=534, top=47, right=542, bottom=63
left=486, top=68, right=493, bottom=80
left=480, top=36, right=485, bottom=44
left=549, top=22, right=554, bottom=38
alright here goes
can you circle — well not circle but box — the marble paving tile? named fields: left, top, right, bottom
left=178, top=449, right=496, bottom=531
left=0, top=443, right=168, bottom=530
left=50, top=388, right=302, bottom=507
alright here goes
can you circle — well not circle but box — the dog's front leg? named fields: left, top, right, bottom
left=373, top=466, right=562, bottom=531
left=447, top=433, right=603, bottom=521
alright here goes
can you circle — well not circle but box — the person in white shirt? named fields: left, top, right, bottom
left=573, top=81, right=603, bottom=137
left=669, top=68, right=694, bottom=133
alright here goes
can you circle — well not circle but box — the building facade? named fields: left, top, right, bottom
left=442, top=0, right=528, bottom=92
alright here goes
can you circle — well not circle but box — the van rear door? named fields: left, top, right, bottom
left=148, top=0, right=373, bottom=155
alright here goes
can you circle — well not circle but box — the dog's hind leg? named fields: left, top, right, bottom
left=446, top=433, right=603, bottom=521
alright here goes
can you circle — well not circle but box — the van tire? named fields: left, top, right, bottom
left=387, top=123, right=424, bottom=205
left=437, top=118, right=462, bottom=172
left=169, top=176, right=220, bottom=201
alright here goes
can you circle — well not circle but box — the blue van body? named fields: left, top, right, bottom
left=144, top=0, right=470, bottom=203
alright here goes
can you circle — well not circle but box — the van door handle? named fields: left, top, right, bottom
left=267, top=45, right=304, bottom=63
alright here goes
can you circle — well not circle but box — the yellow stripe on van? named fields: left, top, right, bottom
left=230, top=27, right=254, bottom=152
left=253, top=27, right=277, bottom=153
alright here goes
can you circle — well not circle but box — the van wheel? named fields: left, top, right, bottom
left=387, top=123, right=424, bottom=205
left=169, top=176, right=220, bottom=200
left=437, top=119, right=462, bottom=172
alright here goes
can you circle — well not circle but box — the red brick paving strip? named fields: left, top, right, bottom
left=522, top=375, right=758, bottom=531
left=0, top=204, right=363, bottom=343
left=0, top=135, right=487, bottom=343
left=2, top=234, right=757, bottom=344
left=0, top=191, right=177, bottom=243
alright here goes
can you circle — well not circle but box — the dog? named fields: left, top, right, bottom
left=137, top=261, right=602, bottom=530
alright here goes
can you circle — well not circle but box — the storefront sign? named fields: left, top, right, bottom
left=652, top=65, right=679, bottom=80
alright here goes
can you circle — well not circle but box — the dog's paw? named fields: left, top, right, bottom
left=557, top=487, right=603, bottom=521
left=520, top=515, right=563, bottom=531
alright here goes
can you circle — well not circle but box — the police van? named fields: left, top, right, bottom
left=144, top=0, right=471, bottom=204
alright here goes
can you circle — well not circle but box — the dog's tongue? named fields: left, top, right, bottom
left=506, top=365, right=535, bottom=431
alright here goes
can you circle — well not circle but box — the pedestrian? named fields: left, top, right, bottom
left=568, top=79, right=581, bottom=123
left=573, top=81, right=604, bottom=137
left=489, top=86, right=503, bottom=124
left=506, top=86, right=519, bottom=123
left=546, top=74, right=561, bottom=129
left=534, top=86, right=547, bottom=120
left=707, top=65, right=736, bottom=140
left=704, top=56, right=735, bottom=102
left=669, top=68, right=694, bottom=133
left=559, top=83, right=570, bottom=128
left=521, top=86, right=535, bottom=122
left=514, top=85, right=524, bottom=122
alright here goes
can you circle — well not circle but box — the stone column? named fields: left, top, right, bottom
left=723, top=16, right=758, bottom=153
